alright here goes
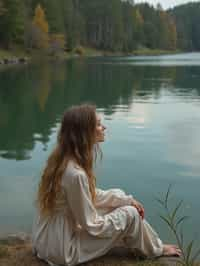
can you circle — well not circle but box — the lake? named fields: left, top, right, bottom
left=0, top=53, right=200, bottom=245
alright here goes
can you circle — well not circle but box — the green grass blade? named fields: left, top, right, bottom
left=159, top=215, right=172, bottom=228
left=171, top=200, right=183, bottom=222
left=191, top=247, right=200, bottom=265
left=164, top=184, right=172, bottom=209
left=180, top=227, right=184, bottom=248
left=186, top=240, right=194, bottom=264
left=175, top=216, right=189, bottom=230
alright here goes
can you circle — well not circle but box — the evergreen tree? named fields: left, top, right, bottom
left=61, top=0, right=75, bottom=50
left=42, top=0, right=65, bottom=34
left=79, top=0, right=123, bottom=51
left=168, top=18, right=177, bottom=50
left=0, top=0, right=198, bottom=53
left=170, top=2, right=200, bottom=50
left=0, top=0, right=25, bottom=48
left=137, top=3, right=159, bottom=49
left=122, top=1, right=134, bottom=51
left=132, top=8, right=144, bottom=49
left=78, top=0, right=106, bottom=48
left=110, top=0, right=123, bottom=51
left=0, top=0, right=6, bottom=15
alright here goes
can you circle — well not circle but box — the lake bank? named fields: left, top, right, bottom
left=0, top=47, right=181, bottom=66
left=0, top=48, right=29, bottom=65
left=0, top=235, right=181, bottom=266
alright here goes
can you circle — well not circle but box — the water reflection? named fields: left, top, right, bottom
left=167, top=118, right=200, bottom=177
left=0, top=58, right=200, bottom=161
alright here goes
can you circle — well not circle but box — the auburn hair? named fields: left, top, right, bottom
left=37, top=104, right=101, bottom=216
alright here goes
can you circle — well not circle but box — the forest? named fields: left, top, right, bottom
left=0, top=0, right=200, bottom=54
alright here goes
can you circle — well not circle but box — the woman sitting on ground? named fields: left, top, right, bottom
left=32, top=104, right=181, bottom=266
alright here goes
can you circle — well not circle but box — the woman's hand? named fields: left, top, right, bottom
left=130, top=199, right=145, bottom=219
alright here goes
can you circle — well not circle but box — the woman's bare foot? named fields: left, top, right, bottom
left=163, top=244, right=182, bottom=257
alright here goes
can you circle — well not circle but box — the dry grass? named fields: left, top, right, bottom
left=0, top=243, right=46, bottom=266
left=0, top=246, right=9, bottom=259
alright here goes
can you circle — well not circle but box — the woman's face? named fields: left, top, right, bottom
left=95, top=114, right=106, bottom=143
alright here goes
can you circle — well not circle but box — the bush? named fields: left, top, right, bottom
left=74, top=46, right=84, bottom=56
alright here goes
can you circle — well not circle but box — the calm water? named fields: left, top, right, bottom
left=0, top=53, right=200, bottom=244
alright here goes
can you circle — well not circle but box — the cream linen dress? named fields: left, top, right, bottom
left=32, top=160, right=163, bottom=266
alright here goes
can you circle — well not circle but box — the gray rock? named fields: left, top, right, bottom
left=19, top=57, right=27, bottom=63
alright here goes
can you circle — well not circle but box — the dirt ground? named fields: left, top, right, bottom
left=0, top=236, right=182, bottom=266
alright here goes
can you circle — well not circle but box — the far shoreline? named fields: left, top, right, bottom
left=0, top=46, right=185, bottom=66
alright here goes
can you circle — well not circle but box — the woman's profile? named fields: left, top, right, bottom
left=32, top=104, right=181, bottom=266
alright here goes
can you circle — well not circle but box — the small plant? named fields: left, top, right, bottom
left=0, top=245, right=9, bottom=258
left=156, top=185, right=200, bottom=266
left=74, top=46, right=84, bottom=56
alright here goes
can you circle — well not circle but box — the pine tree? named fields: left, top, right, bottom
left=44, top=0, right=65, bottom=34
left=158, top=10, right=170, bottom=49
left=168, top=18, right=177, bottom=50
left=60, top=0, right=75, bottom=50
left=0, top=0, right=6, bottom=15
left=0, top=0, right=25, bottom=48
left=132, top=8, right=144, bottom=49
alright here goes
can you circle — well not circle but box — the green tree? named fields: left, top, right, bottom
left=170, top=2, right=200, bottom=50
left=0, top=0, right=6, bottom=15
left=136, top=3, right=160, bottom=49
left=143, top=21, right=158, bottom=49
left=157, top=10, right=177, bottom=50
left=0, top=0, right=25, bottom=48
left=42, top=0, right=65, bottom=34
left=61, top=0, right=76, bottom=50
left=132, top=8, right=144, bottom=49
left=108, top=0, right=124, bottom=51
left=168, top=18, right=177, bottom=50
left=122, top=1, right=135, bottom=51
left=79, top=0, right=123, bottom=51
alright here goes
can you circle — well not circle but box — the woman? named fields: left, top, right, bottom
left=32, top=104, right=181, bottom=266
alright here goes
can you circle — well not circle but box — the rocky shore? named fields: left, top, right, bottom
left=0, top=234, right=183, bottom=266
left=0, top=57, right=29, bottom=65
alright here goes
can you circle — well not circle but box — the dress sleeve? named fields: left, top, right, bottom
left=95, top=188, right=134, bottom=209
left=64, top=171, right=128, bottom=238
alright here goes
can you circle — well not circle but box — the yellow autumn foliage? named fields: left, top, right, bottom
left=32, top=4, right=49, bottom=49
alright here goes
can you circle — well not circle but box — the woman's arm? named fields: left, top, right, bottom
left=95, top=188, right=134, bottom=208
left=95, top=188, right=145, bottom=219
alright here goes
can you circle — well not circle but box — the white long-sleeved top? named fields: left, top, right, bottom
left=32, top=160, right=163, bottom=266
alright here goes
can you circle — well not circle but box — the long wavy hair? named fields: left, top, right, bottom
left=37, top=104, right=101, bottom=217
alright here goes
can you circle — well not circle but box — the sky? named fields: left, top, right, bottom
left=134, top=0, right=200, bottom=9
